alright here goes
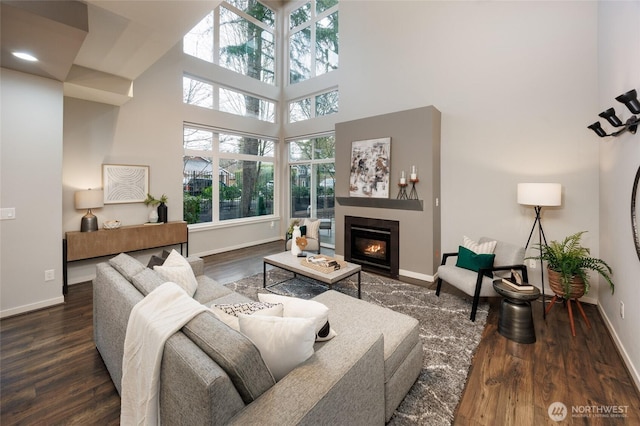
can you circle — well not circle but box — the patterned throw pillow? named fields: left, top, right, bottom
left=258, top=293, right=337, bottom=342
left=304, top=218, right=321, bottom=240
left=463, top=236, right=497, bottom=254
left=210, top=302, right=284, bottom=331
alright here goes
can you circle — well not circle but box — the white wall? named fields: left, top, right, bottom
left=1, top=68, right=65, bottom=317
left=597, top=1, right=640, bottom=391
left=339, top=1, right=601, bottom=296
left=63, top=44, right=286, bottom=284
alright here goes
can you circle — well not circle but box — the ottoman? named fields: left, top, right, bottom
left=313, top=290, right=423, bottom=422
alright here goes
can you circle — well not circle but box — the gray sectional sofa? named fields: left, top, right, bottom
left=93, top=253, right=422, bottom=425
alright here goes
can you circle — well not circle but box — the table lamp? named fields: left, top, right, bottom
left=75, top=189, right=104, bottom=232
left=517, top=182, right=562, bottom=318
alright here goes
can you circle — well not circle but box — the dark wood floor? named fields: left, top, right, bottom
left=1, top=241, right=639, bottom=425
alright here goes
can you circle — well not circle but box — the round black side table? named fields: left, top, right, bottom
left=492, top=279, right=541, bottom=344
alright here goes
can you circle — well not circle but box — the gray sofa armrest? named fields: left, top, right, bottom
left=229, top=322, right=386, bottom=425
left=93, top=262, right=144, bottom=394
left=187, top=256, right=204, bottom=276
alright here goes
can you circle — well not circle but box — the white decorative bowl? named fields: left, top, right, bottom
left=103, top=220, right=121, bottom=230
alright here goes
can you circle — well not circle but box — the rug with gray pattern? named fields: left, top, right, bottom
left=225, top=269, right=488, bottom=425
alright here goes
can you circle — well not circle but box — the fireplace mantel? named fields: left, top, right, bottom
left=335, top=197, right=423, bottom=211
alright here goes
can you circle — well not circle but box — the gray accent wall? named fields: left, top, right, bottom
left=335, top=106, right=441, bottom=281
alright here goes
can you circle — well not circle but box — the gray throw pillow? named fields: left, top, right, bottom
left=182, top=311, right=276, bottom=404
left=131, top=268, right=165, bottom=296
left=109, top=253, right=146, bottom=282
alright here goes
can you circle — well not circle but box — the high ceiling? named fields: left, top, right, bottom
left=0, top=0, right=221, bottom=104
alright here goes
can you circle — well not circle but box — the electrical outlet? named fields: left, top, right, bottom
left=528, top=259, right=537, bottom=269
left=44, top=269, right=55, bottom=282
left=620, top=301, right=625, bottom=319
left=0, top=207, right=16, bottom=220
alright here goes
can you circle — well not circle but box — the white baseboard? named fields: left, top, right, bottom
left=68, top=273, right=96, bottom=286
left=331, top=255, right=435, bottom=283
left=399, top=269, right=435, bottom=282
left=191, top=237, right=282, bottom=258
left=0, top=296, right=65, bottom=319
left=597, top=303, right=640, bottom=392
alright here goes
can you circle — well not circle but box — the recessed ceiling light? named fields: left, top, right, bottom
left=12, top=51, right=38, bottom=62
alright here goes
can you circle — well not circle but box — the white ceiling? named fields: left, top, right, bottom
left=1, top=0, right=221, bottom=103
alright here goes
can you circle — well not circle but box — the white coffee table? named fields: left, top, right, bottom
left=263, top=251, right=362, bottom=298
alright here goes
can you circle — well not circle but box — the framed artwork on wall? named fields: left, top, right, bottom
left=102, top=164, right=149, bottom=204
left=349, top=137, right=391, bottom=198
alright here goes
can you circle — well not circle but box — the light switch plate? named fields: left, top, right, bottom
left=0, top=208, right=16, bottom=220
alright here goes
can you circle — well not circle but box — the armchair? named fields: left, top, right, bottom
left=435, top=237, right=528, bottom=321
left=285, top=218, right=321, bottom=254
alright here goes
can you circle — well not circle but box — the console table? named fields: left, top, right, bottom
left=63, top=221, right=188, bottom=294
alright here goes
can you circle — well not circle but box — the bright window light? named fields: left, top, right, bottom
left=12, top=52, right=38, bottom=62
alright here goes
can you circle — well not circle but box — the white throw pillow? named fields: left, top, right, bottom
left=210, top=302, right=283, bottom=331
left=258, top=293, right=337, bottom=342
left=303, top=218, right=321, bottom=240
left=238, top=314, right=316, bottom=381
left=463, top=236, right=497, bottom=254
left=153, top=250, right=198, bottom=297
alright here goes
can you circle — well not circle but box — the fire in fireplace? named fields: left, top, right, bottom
left=345, top=216, right=399, bottom=278
left=362, top=241, right=385, bottom=258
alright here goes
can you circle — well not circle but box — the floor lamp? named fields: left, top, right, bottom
left=517, top=183, right=562, bottom=319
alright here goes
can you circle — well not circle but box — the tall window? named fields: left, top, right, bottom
left=183, top=76, right=276, bottom=123
left=289, top=89, right=339, bottom=123
left=184, top=1, right=276, bottom=84
left=184, top=126, right=275, bottom=225
left=289, top=0, right=339, bottom=84
left=289, top=135, right=335, bottom=246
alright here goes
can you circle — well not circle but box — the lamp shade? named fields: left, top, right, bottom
left=75, top=189, right=104, bottom=210
left=517, top=183, right=562, bottom=207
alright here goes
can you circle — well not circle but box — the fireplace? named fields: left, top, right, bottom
left=345, top=216, right=399, bottom=278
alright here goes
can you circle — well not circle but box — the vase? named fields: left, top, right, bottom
left=291, top=225, right=302, bottom=256
left=548, top=268, right=585, bottom=299
left=148, top=209, right=159, bottom=223
left=157, top=202, right=168, bottom=223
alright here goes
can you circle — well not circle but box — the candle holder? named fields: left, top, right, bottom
left=397, top=183, right=408, bottom=200
left=409, top=178, right=419, bottom=200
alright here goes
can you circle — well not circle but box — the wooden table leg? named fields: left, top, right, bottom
left=567, top=299, right=576, bottom=337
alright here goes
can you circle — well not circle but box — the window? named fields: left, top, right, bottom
left=289, top=0, right=338, bottom=84
left=183, top=76, right=276, bottom=123
left=289, top=89, right=338, bottom=123
left=184, top=126, right=275, bottom=224
left=184, top=1, right=276, bottom=85
left=288, top=135, right=335, bottom=247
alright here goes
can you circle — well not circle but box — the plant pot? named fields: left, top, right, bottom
left=547, top=268, right=586, bottom=299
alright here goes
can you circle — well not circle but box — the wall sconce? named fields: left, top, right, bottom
left=588, top=89, right=640, bottom=137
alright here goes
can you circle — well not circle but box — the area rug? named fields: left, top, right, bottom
left=225, top=269, right=489, bottom=425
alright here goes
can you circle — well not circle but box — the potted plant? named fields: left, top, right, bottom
left=529, top=231, right=614, bottom=299
left=144, top=193, right=168, bottom=223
